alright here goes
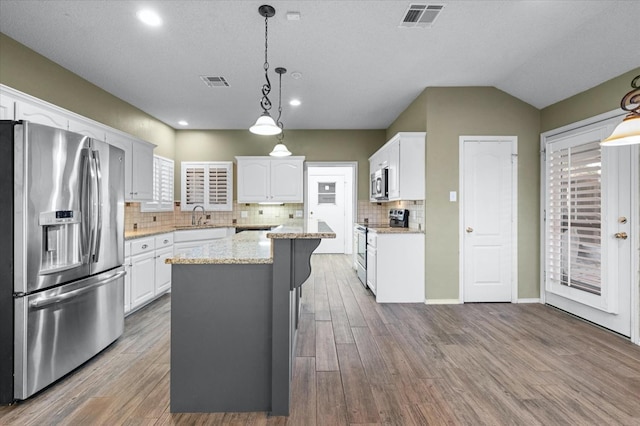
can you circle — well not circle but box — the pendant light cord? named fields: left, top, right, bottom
left=276, top=71, right=285, bottom=141
left=260, top=14, right=272, bottom=112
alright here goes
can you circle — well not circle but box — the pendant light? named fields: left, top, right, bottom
left=270, top=67, right=292, bottom=157
left=601, top=75, right=640, bottom=146
left=249, top=5, right=282, bottom=136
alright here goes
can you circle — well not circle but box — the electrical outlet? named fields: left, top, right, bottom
left=295, top=210, right=303, bottom=218
left=258, top=210, right=263, bottom=215
left=289, top=214, right=294, bottom=219
left=153, top=216, right=156, bottom=222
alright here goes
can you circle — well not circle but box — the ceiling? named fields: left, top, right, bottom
left=1, top=1, right=639, bottom=131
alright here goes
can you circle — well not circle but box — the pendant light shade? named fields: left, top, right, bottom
left=270, top=143, right=292, bottom=157
left=270, top=67, right=292, bottom=157
left=601, top=114, right=640, bottom=146
left=601, top=75, right=640, bottom=146
left=249, top=5, right=282, bottom=136
left=250, top=112, right=281, bottom=135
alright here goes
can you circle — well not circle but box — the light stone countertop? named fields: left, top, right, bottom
left=165, top=220, right=335, bottom=265
left=124, top=223, right=281, bottom=240
left=367, top=226, right=424, bottom=234
left=166, top=230, right=273, bottom=265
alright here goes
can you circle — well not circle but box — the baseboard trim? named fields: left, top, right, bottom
left=517, top=298, right=541, bottom=304
left=424, top=299, right=461, bottom=305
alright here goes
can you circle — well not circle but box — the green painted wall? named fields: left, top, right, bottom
left=424, top=87, right=541, bottom=300
left=541, top=67, right=640, bottom=132
left=386, top=89, right=428, bottom=140
left=0, top=33, right=175, bottom=158
left=175, top=129, right=385, bottom=201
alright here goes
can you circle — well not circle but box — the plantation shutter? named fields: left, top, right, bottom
left=181, top=162, right=232, bottom=211
left=547, top=141, right=602, bottom=295
left=141, top=156, right=174, bottom=212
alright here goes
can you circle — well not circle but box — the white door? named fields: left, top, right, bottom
left=308, top=174, right=345, bottom=253
left=543, top=119, right=634, bottom=337
left=461, top=137, right=517, bottom=302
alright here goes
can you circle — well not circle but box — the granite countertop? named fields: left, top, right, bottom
left=166, top=220, right=335, bottom=265
left=267, top=219, right=336, bottom=239
left=366, top=225, right=424, bottom=234
left=124, top=223, right=280, bottom=240
left=167, top=230, right=273, bottom=265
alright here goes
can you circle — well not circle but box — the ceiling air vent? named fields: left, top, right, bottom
left=400, top=4, right=444, bottom=28
left=200, top=76, right=229, bottom=87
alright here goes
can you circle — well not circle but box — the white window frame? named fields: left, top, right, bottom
left=141, top=155, right=174, bottom=212
left=180, top=161, right=233, bottom=211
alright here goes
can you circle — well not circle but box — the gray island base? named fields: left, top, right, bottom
left=167, top=221, right=335, bottom=416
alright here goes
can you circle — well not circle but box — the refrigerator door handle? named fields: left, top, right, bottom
left=28, top=270, right=126, bottom=309
left=80, top=148, right=92, bottom=263
left=90, top=149, right=103, bottom=262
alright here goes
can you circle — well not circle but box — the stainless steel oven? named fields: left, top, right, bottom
left=355, top=224, right=367, bottom=287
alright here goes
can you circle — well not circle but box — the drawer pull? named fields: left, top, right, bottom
left=141, top=244, right=148, bottom=249
left=163, top=239, right=169, bottom=244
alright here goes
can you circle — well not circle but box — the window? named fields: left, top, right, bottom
left=547, top=141, right=602, bottom=295
left=141, top=156, right=174, bottom=212
left=181, top=161, right=232, bottom=211
left=317, top=182, right=336, bottom=204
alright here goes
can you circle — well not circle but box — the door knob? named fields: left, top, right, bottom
left=614, top=232, right=628, bottom=240
left=466, top=227, right=474, bottom=233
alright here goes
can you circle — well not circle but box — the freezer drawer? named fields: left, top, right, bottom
left=14, top=267, right=125, bottom=400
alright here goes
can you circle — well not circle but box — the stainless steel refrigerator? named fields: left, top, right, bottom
left=0, top=120, right=125, bottom=403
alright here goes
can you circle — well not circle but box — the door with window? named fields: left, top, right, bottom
left=543, top=118, right=634, bottom=336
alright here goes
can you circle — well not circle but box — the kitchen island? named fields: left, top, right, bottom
left=165, top=220, right=334, bottom=416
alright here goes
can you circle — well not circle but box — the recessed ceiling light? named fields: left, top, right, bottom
left=290, top=71, right=303, bottom=80
left=289, top=99, right=301, bottom=106
left=136, top=9, right=162, bottom=27
left=286, top=12, right=301, bottom=21
left=178, top=120, right=188, bottom=126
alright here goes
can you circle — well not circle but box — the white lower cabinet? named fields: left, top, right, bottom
left=125, top=232, right=174, bottom=315
left=154, top=232, right=174, bottom=294
left=371, top=232, right=425, bottom=303
left=366, top=231, right=377, bottom=295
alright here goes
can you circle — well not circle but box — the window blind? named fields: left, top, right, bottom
left=547, top=141, right=602, bottom=295
left=141, top=156, right=174, bottom=212
left=181, top=162, right=232, bottom=211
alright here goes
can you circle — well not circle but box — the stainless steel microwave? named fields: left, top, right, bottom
left=371, top=168, right=388, bottom=200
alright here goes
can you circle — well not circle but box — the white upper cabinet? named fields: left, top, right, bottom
left=369, top=132, right=425, bottom=201
left=105, top=131, right=155, bottom=201
left=236, top=156, right=305, bottom=203
left=68, top=117, right=106, bottom=141
left=15, top=99, right=69, bottom=130
left=0, top=91, right=17, bottom=120
left=1, top=85, right=157, bottom=202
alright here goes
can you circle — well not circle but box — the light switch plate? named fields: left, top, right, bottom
left=295, top=210, right=303, bottom=218
left=241, top=211, right=248, bottom=218
left=449, top=191, right=457, bottom=202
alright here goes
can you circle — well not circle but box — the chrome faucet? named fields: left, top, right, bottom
left=191, top=205, right=205, bottom=226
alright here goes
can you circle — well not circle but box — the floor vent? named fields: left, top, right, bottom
left=400, top=4, right=444, bottom=28
left=200, top=76, right=229, bottom=87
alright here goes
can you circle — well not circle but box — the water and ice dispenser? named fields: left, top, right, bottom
left=39, top=210, right=82, bottom=274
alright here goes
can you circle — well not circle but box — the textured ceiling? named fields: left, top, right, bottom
left=1, top=1, right=639, bottom=130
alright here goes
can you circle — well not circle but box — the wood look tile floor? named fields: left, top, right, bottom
left=2, top=254, right=640, bottom=425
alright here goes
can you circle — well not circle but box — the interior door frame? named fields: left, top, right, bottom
left=540, top=109, right=639, bottom=345
left=459, top=136, right=519, bottom=303
left=304, top=161, right=358, bottom=254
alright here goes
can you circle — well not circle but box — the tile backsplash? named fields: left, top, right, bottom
left=125, top=202, right=304, bottom=232
left=126, top=199, right=425, bottom=232
left=356, top=200, right=424, bottom=230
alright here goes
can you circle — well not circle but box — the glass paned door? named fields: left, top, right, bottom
left=543, top=117, right=634, bottom=337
